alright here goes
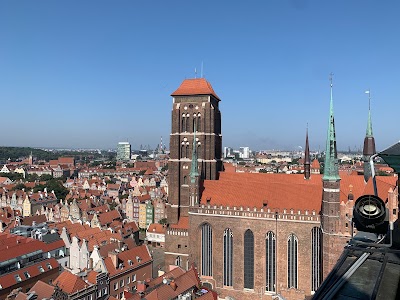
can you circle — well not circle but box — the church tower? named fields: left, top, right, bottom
left=321, top=75, right=345, bottom=279
left=167, top=78, right=223, bottom=224
left=362, top=91, right=376, bottom=182
left=165, top=78, right=222, bottom=270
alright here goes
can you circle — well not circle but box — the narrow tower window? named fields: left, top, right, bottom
left=311, top=227, right=322, bottom=292
left=223, top=228, right=233, bottom=286
left=244, top=229, right=254, bottom=289
left=287, top=233, right=298, bottom=289
left=266, top=231, right=276, bottom=292
left=201, top=223, right=212, bottom=276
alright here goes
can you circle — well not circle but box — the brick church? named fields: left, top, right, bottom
left=164, top=78, right=398, bottom=300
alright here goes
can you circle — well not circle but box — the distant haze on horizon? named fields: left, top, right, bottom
left=1, top=1, right=399, bottom=152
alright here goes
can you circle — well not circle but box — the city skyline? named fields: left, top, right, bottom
left=1, top=1, right=400, bottom=151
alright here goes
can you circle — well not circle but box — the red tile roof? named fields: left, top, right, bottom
left=103, top=244, right=151, bottom=277
left=25, top=280, right=55, bottom=299
left=98, top=209, right=121, bottom=226
left=201, top=173, right=323, bottom=211
left=201, top=173, right=397, bottom=212
left=53, top=270, right=90, bottom=294
left=311, top=159, right=320, bottom=169
left=86, top=270, right=98, bottom=285
left=171, top=78, right=220, bottom=101
left=147, top=223, right=166, bottom=234
left=144, top=267, right=200, bottom=300
left=170, top=216, right=189, bottom=230
left=0, top=258, right=58, bottom=289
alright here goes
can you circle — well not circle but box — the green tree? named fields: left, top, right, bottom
left=0, top=172, right=23, bottom=181
left=13, top=183, right=27, bottom=191
left=158, top=218, right=168, bottom=225
left=33, top=179, right=69, bottom=200
left=40, top=174, right=54, bottom=181
left=26, top=174, right=39, bottom=182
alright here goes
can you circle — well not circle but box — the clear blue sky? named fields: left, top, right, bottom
left=1, top=1, right=399, bottom=151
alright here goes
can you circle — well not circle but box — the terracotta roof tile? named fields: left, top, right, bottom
left=201, top=173, right=323, bottom=212
left=98, top=210, right=121, bottom=226
left=104, top=245, right=151, bottom=277
left=86, top=270, right=98, bottom=285
left=144, top=267, right=200, bottom=300
left=147, top=223, right=166, bottom=234
left=0, top=258, right=58, bottom=289
left=26, top=280, right=55, bottom=299
left=53, top=270, right=90, bottom=294
left=170, top=216, right=189, bottom=229
left=171, top=78, right=220, bottom=100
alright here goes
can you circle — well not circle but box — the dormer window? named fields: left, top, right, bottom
left=15, top=275, right=22, bottom=282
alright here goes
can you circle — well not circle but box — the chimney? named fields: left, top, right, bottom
left=170, top=280, right=177, bottom=291
left=108, top=251, right=118, bottom=268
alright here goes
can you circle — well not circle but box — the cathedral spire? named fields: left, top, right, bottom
left=190, top=125, right=199, bottom=183
left=304, top=125, right=311, bottom=180
left=323, top=73, right=340, bottom=181
left=362, top=90, right=376, bottom=182
left=366, top=90, right=374, bottom=138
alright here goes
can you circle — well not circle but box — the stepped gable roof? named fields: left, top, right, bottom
left=201, top=173, right=323, bottom=211
left=170, top=216, right=189, bottom=230
left=171, top=78, right=220, bottom=101
left=53, top=270, right=90, bottom=294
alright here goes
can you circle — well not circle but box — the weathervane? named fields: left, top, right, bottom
left=365, top=89, right=371, bottom=110
left=329, top=72, right=334, bottom=87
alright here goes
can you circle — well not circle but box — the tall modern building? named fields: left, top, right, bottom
left=164, top=77, right=398, bottom=300
left=116, top=142, right=131, bottom=161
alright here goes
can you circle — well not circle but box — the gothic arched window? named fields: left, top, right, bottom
left=183, top=176, right=187, bottom=185
left=287, top=233, right=298, bottom=289
left=223, top=228, right=233, bottom=286
left=266, top=231, right=276, bottom=292
left=311, top=227, right=322, bottom=292
left=201, top=223, right=212, bottom=276
left=175, top=256, right=182, bottom=267
left=181, top=145, right=185, bottom=158
left=198, top=115, right=201, bottom=132
left=244, top=229, right=254, bottom=289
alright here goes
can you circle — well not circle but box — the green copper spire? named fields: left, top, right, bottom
left=190, top=124, right=199, bottom=183
left=366, top=90, right=373, bottom=137
left=323, top=74, right=340, bottom=181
